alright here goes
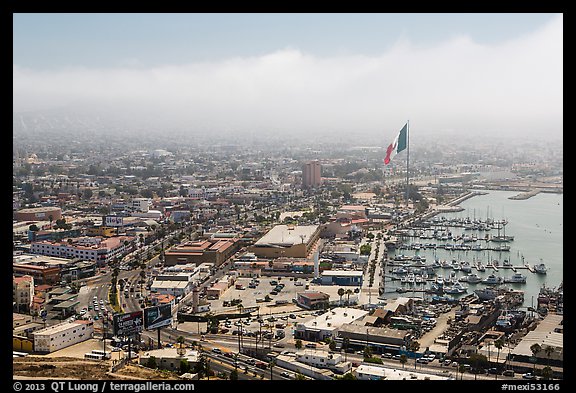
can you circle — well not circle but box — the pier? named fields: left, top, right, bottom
left=508, top=189, right=541, bottom=200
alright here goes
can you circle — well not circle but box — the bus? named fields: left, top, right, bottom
left=84, top=353, right=105, bottom=360
left=90, top=350, right=111, bottom=359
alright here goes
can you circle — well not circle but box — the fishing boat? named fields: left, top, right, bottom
left=482, top=274, right=502, bottom=286
left=504, top=273, right=527, bottom=284
left=444, top=281, right=468, bottom=294
left=460, top=262, right=472, bottom=273
left=533, top=261, right=547, bottom=274
left=474, top=288, right=499, bottom=300
left=476, top=262, right=486, bottom=272
left=459, top=273, right=482, bottom=284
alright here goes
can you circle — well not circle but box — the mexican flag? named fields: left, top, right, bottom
left=384, top=123, right=408, bottom=165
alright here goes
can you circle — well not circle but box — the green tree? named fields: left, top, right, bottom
left=146, top=356, right=157, bottom=369
left=541, top=366, right=553, bottom=380
left=179, top=358, right=190, bottom=374
left=229, top=369, right=238, bottom=380
left=400, top=354, right=408, bottom=369
left=340, top=372, right=357, bottom=380
left=363, top=345, right=372, bottom=359
left=530, top=343, right=541, bottom=372
left=295, top=339, right=303, bottom=350
left=360, top=244, right=372, bottom=255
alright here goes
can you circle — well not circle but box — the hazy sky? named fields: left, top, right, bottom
left=13, top=13, right=563, bottom=138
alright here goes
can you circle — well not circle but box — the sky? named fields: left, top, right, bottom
left=13, top=13, right=563, bottom=139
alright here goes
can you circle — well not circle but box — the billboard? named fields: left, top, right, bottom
left=113, top=311, right=144, bottom=337
left=144, top=304, right=173, bottom=330
left=105, top=216, right=124, bottom=227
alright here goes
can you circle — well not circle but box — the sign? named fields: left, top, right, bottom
left=144, top=304, right=173, bottom=330
left=113, top=311, right=143, bottom=337
left=105, top=216, right=124, bottom=227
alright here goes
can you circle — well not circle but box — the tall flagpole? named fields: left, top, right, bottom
left=406, top=120, right=410, bottom=207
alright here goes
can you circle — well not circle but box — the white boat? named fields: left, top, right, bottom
left=392, top=267, right=408, bottom=275
left=476, top=263, right=486, bottom=272
left=444, top=281, right=468, bottom=294
left=482, top=274, right=502, bottom=285
left=460, top=262, right=472, bottom=273
left=504, top=273, right=527, bottom=284
left=533, top=263, right=547, bottom=274
left=459, top=273, right=482, bottom=284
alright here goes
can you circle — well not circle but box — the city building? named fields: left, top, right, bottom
left=131, top=198, right=152, bottom=213
left=139, top=348, right=199, bottom=372
left=296, top=291, right=330, bottom=310
left=294, top=307, right=368, bottom=341
left=302, top=160, right=322, bottom=188
left=320, top=270, right=363, bottom=286
left=250, top=224, right=321, bottom=259
left=336, top=324, right=411, bottom=353
left=164, top=238, right=240, bottom=267
left=354, top=364, right=451, bottom=380
left=14, top=206, right=62, bottom=222
left=33, top=320, right=94, bottom=353
left=13, top=275, right=34, bottom=313
left=295, top=349, right=352, bottom=374
left=30, top=235, right=134, bottom=266
left=150, top=272, right=195, bottom=299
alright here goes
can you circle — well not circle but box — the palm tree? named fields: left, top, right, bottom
left=338, top=288, right=345, bottom=306
left=410, top=341, right=420, bottom=369
left=345, top=289, right=353, bottom=305
left=400, top=354, right=407, bottom=369
left=543, top=345, right=554, bottom=368
left=458, top=364, right=466, bottom=380
left=494, top=338, right=504, bottom=379
left=269, top=359, right=276, bottom=380
left=530, top=343, right=541, bottom=373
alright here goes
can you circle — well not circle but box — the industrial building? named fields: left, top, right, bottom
left=249, top=224, right=321, bottom=259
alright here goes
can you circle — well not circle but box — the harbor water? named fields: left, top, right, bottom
left=385, top=190, right=563, bottom=309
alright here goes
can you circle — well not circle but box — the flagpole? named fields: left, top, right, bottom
left=406, top=120, right=409, bottom=207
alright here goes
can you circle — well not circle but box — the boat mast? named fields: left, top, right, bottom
left=405, top=120, right=410, bottom=207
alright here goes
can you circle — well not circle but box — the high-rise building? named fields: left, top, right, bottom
left=302, top=160, right=322, bottom=188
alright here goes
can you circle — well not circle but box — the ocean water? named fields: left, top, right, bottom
left=386, top=190, right=563, bottom=309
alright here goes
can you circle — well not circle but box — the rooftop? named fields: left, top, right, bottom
left=254, top=225, right=319, bottom=247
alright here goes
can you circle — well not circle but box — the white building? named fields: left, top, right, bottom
left=33, top=320, right=94, bottom=353
left=139, top=348, right=199, bottom=372
left=354, top=364, right=452, bottom=380
left=131, top=198, right=151, bottom=213
left=294, top=307, right=369, bottom=341
left=150, top=272, right=195, bottom=298
left=295, top=349, right=352, bottom=374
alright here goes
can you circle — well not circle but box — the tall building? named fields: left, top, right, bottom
left=302, top=160, right=322, bottom=188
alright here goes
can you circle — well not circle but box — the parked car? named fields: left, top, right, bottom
left=523, top=373, right=537, bottom=380
left=502, top=370, right=515, bottom=377
left=305, top=343, right=317, bottom=349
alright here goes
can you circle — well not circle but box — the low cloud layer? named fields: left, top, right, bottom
left=13, top=15, right=562, bottom=138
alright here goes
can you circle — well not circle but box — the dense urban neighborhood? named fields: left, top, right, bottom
left=13, top=125, right=562, bottom=382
